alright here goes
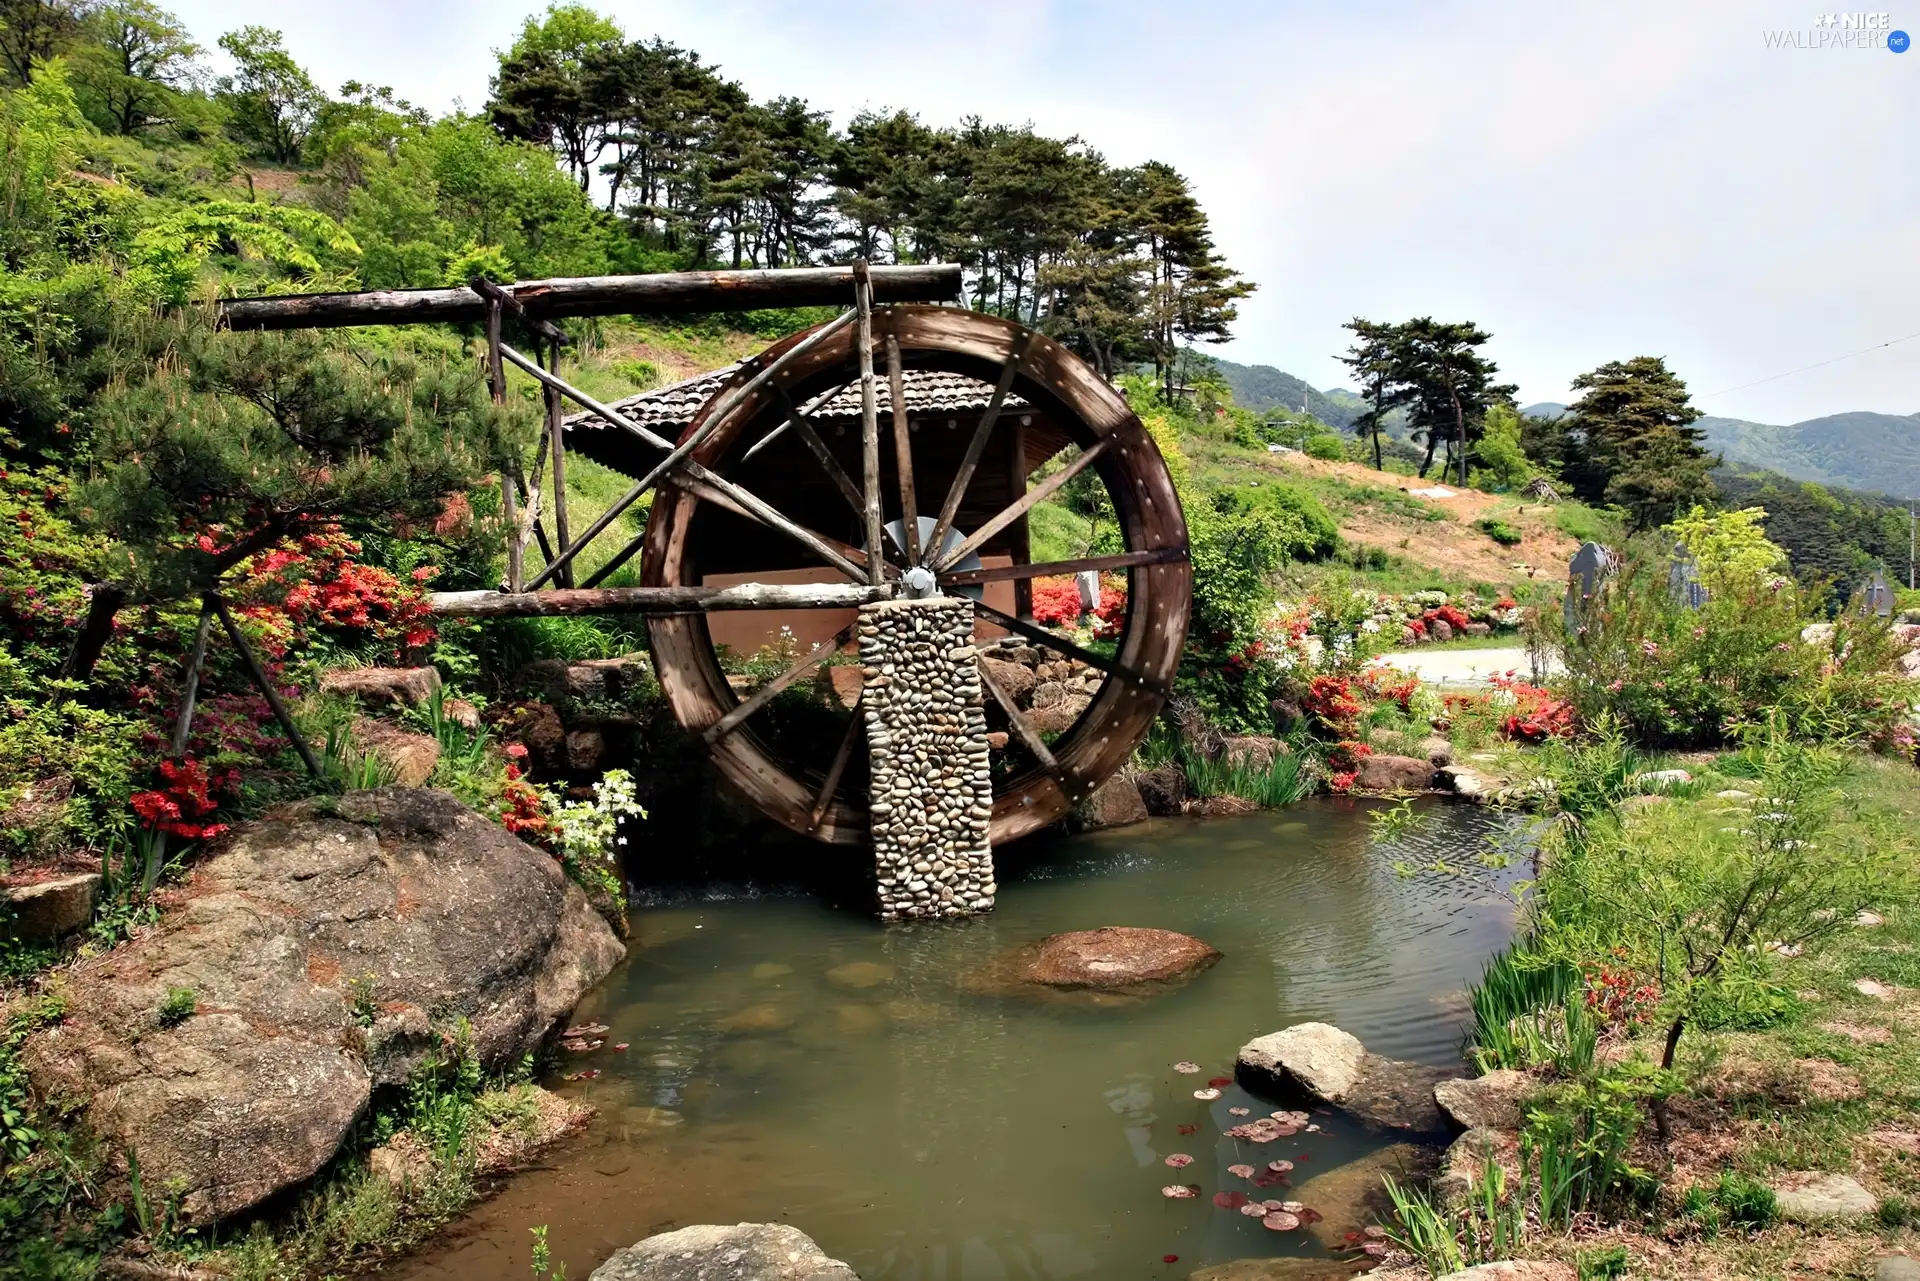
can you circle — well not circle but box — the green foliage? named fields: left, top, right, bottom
left=1384, top=1150, right=1526, bottom=1275
left=130, top=199, right=360, bottom=303
left=215, top=26, right=323, bottom=164
left=1557, top=509, right=1910, bottom=748
left=81, top=318, right=515, bottom=601
left=1680, top=1170, right=1778, bottom=1235
left=1472, top=404, right=1534, bottom=491
left=1531, top=356, right=1714, bottom=531
left=1577, top=1245, right=1630, bottom=1280
left=530, top=1224, right=567, bottom=1281
left=1467, top=943, right=1581, bottom=1072
left=1476, top=517, right=1522, bottom=546
left=1303, top=433, right=1345, bottom=461
left=1530, top=717, right=1912, bottom=1072
left=1176, top=744, right=1310, bottom=808
left=1523, top=1061, right=1666, bottom=1229
left=156, top=985, right=195, bottom=1026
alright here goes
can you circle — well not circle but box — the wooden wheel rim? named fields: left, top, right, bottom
left=641, top=305, right=1191, bottom=846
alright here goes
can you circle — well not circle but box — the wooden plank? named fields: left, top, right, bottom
left=701, top=623, right=858, bottom=744
left=218, top=265, right=965, bottom=330
left=168, top=599, right=217, bottom=755
left=853, top=263, right=885, bottom=586
left=970, top=597, right=1168, bottom=695
left=807, top=696, right=863, bottom=832
left=500, top=343, right=673, bottom=450
left=937, top=546, right=1188, bottom=588
left=934, top=437, right=1112, bottom=570
left=979, top=661, right=1066, bottom=783
left=922, top=328, right=1033, bottom=564
left=429, top=582, right=890, bottom=618
left=886, top=325, right=920, bottom=565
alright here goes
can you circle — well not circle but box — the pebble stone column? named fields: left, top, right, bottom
left=858, top=597, right=996, bottom=920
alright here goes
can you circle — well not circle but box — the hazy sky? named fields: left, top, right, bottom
left=168, top=0, right=1917, bottom=425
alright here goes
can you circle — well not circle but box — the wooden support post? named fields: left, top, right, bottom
left=853, top=262, right=885, bottom=586
left=485, top=295, right=522, bottom=594
left=808, top=697, right=863, bottom=832
left=211, top=597, right=328, bottom=785
left=544, top=335, right=572, bottom=587
left=170, top=597, right=218, bottom=757
left=1010, top=418, right=1032, bottom=622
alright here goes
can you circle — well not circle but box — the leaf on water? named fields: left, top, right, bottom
left=1192, top=1088, right=1221, bottom=1100
left=1212, top=1190, right=1248, bottom=1209
left=1161, top=1184, right=1199, bottom=1199
left=1301, top=1207, right=1322, bottom=1224
left=1177, top=1124, right=1198, bottom=1136
left=1363, top=1225, right=1386, bottom=1238
left=613, top=1042, right=630, bottom=1051
left=1164, top=1153, right=1194, bottom=1168
left=1361, top=1242, right=1387, bottom=1257
left=1207, top=1076, right=1231, bottom=1088
left=1239, top=1202, right=1268, bottom=1218
left=1162, top=1256, right=1178, bottom=1264
left=1227, top=1106, right=1250, bottom=1116
left=1267, top=1160, right=1293, bottom=1172
left=1173, top=1061, right=1202, bottom=1074
left=1261, top=1211, right=1300, bottom=1231
left=1227, top=1163, right=1256, bottom=1179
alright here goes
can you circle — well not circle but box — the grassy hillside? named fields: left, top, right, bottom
left=1210, top=356, right=1362, bottom=428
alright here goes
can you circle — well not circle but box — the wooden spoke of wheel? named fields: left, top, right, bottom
left=854, top=264, right=886, bottom=586
left=922, top=328, right=1034, bottom=564
left=670, top=472, right=897, bottom=582
left=701, top=621, right=858, bottom=745
left=979, top=661, right=1066, bottom=785
left=937, top=547, right=1189, bottom=588
left=885, top=325, right=920, bottom=566
left=933, top=438, right=1112, bottom=572
left=971, top=597, right=1168, bottom=695
left=807, top=694, right=864, bottom=831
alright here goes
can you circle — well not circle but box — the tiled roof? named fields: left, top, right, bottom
left=564, top=361, right=1029, bottom=438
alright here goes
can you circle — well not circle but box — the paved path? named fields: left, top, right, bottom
left=1369, top=646, right=1557, bottom=688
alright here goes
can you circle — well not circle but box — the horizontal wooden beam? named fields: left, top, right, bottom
left=429, top=583, right=892, bottom=618
left=936, top=546, right=1189, bottom=587
left=217, top=265, right=963, bottom=331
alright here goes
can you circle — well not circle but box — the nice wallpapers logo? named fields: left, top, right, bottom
left=1763, top=12, right=1911, bottom=49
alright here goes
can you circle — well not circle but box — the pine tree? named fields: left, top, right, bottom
left=1560, top=356, right=1711, bottom=517
left=1338, top=317, right=1407, bottom=470
left=1389, top=318, right=1516, bottom=481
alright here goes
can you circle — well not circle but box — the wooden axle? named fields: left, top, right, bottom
left=428, top=582, right=893, bottom=618
left=217, top=265, right=963, bottom=331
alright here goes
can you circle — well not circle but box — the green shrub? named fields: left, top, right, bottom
left=1384, top=1150, right=1525, bottom=1274
left=157, top=986, right=196, bottom=1027
left=609, top=357, right=659, bottom=389
left=1304, top=434, right=1346, bottom=462
left=1523, top=1062, right=1666, bottom=1228
left=1476, top=517, right=1522, bottom=546
left=1681, top=1170, right=1777, bottom=1235
left=1577, top=1245, right=1630, bottom=1280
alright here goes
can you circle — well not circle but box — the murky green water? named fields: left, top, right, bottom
left=397, top=798, right=1526, bottom=1281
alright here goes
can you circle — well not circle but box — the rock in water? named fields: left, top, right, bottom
left=589, top=1223, right=856, bottom=1280
left=1075, top=774, right=1149, bottom=830
left=1020, top=927, right=1221, bottom=989
left=1237, top=1023, right=1367, bottom=1101
left=1434, top=1069, right=1535, bottom=1131
left=1352, top=753, right=1437, bottom=792
left=23, top=788, right=625, bottom=1222
left=1291, top=1142, right=1438, bottom=1248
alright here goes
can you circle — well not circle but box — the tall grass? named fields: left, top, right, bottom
left=1181, top=746, right=1312, bottom=808
left=1467, top=944, right=1592, bottom=1073
left=1384, top=1150, right=1526, bottom=1275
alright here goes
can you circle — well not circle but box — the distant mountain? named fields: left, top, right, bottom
left=1522, top=402, right=1567, bottom=420
left=1695, top=412, right=1920, bottom=500
left=1208, top=356, right=1361, bottom=430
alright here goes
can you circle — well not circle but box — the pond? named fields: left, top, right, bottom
left=395, top=797, right=1528, bottom=1281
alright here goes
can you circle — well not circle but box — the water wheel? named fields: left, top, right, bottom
left=641, top=304, right=1191, bottom=845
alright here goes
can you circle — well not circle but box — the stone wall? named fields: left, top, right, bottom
left=859, top=598, right=995, bottom=919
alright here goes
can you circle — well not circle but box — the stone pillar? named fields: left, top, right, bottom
left=859, top=597, right=996, bottom=919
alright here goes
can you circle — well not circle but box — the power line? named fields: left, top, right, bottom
left=1697, top=327, right=1920, bottom=399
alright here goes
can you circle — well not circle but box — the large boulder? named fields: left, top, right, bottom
left=351, top=716, right=441, bottom=787
left=962, top=927, right=1220, bottom=1002
left=1237, top=1023, right=1366, bottom=1101
left=1021, top=927, right=1220, bottom=989
left=1134, top=764, right=1188, bottom=816
left=589, top=1223, right=855, bottom=1281
left=3, top=872, right=100, bottom=943
left=1434, top=1069, right=1535, bottom=1132
left=1075, top=775, right=1149, bottom=830
left=1353, top=753, right=1437, bottom=792
left=1239, top=1023, right=1449, bottom=1132
left=1221, top=736, right=1287, bottom=771
left=23, top=788, right=624, bottom=1223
